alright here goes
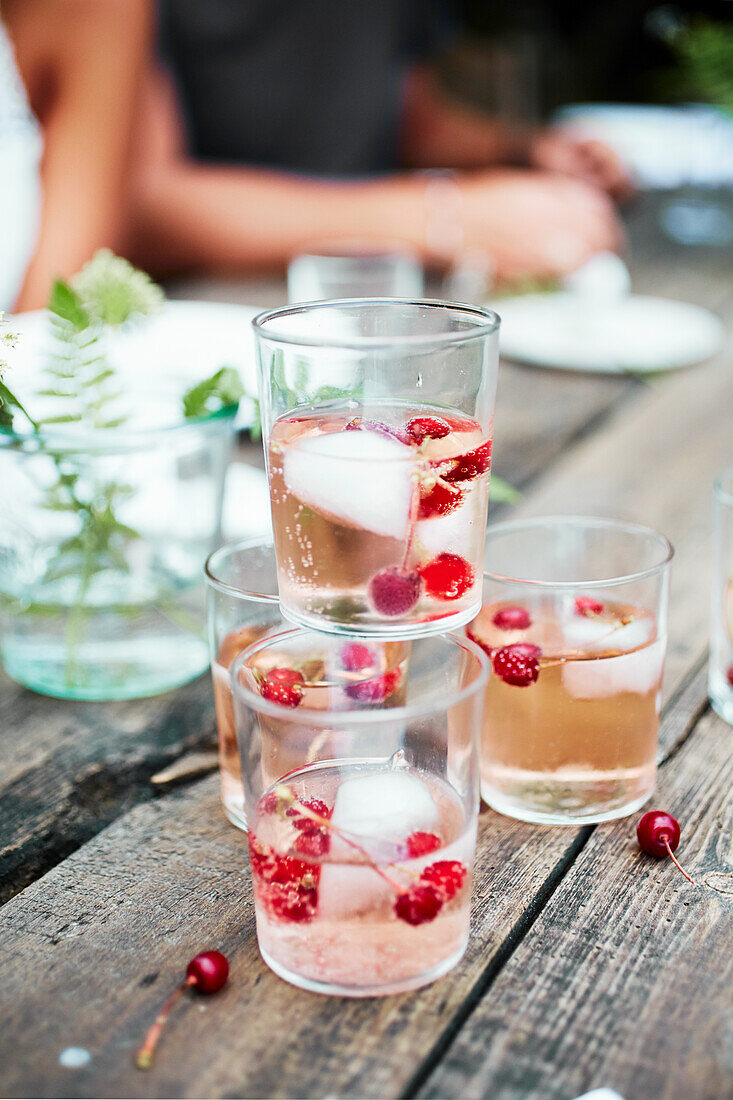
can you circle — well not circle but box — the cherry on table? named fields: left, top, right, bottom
left=636, top=810, right=694, bottom=884
left=136, top=951, right=229, bottom=1070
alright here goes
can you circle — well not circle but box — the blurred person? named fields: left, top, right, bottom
left=128, top=0, right=628, bottom=284
left=3, top=0, right=150, bottom=312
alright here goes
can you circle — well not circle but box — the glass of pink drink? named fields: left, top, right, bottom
left=710, top=471, right=733, bottom=725
left=252, top=300, right=499, bottom=637
left=468, top=517, right=673, bottom=825
left=205, top=538, right=285, bottom=829
left=230, top=627, right=488, bottom=995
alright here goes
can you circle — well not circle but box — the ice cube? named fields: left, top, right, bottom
left=415, top=485, right=477, bottom=558
left=562, top=638, right=665, bottom=699
left=563, top=615, right=653, bottom=655
left=330, top=770, right=438, bottom=840
left=317, top=863, right=395, bottom=921
left=282, top=429, right=413, bottom=540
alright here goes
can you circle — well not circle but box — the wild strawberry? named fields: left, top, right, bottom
left=340, top=643, right=375, bottom=671
left=345, top=666, right=402, bottom=704
left=406, top=416, right=451, bottom=445
left=394, top=883, right=443, bottom=926
left=441, top=439, right=492, bottom=483
left=418, top=479, right=464, bottom=520
left=419, top=553, right=475, bottom=601
left=369, top=567, right=422, bottom=616
left=406, top=831, right=442, bottom=858
left=492, top=643, right=541, bottom=687
left=260, top=667, right=304, bottom=707
left=492, top=606, right=532, bottom=631
left=575, top=596, right=604, bottom=617
left=420, top=860, right=467, bottom=901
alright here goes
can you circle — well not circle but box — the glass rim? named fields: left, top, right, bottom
left=230, top=626, right=490, bottom=727
left=483, top=515, right=674, bottom=589
left=714, top=469, right=733, bottom=508
left=204, top=534, right=278, bottom=603
left=0, top=401, right=238, bottom=451
left=251, top=298, right=500, bottom=350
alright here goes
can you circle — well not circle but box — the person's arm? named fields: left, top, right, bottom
left=399, top=65, right=632, bottom=198
left=7, top=0, right=152, bottom=311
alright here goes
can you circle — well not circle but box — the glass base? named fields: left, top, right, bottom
left=482, top=776, right=655, bottom=826
left=709, top=669, right=733, bottom=726
left=279, top=599, right=480, bottom=640
left=710, top=694, right=733, bottom=726
left=0, top=635, right=208, bottom=701
left=259, top=939, right=466, bottom=997
left=223, top=802, right=248, bottom=831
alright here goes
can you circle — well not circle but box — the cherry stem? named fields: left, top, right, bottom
left=274, top=785, right=411, bottom=892
left=663, top=836, right=695, bottom=884
left=401, top=475, right=422, bottom=571
left=136, top=975, right=197, bottom=1070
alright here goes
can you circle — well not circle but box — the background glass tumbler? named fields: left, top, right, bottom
left=205, top=538, right=285, bottom=829
left=710, top=471, right=733, bottom=724
left=252, top=299, right=500, bottom=638
left=468, top=516, right=673, bottom=825
left=230, top=627, right=489, bottom=996
left=287, top=243, right=424, bottom=303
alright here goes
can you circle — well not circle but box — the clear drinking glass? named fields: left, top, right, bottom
left=0, top=409, right=236, bottom=700
left=468, top=516, right=673, bottom=825
left=287, top=243, right=423, bottom=303
left=230, top=627, right=488, bottom=996
left=710, top=471, right=733, bottom=724
left=252, top=298, right=500, bottom=638
left=205, top=538, right=285, bottom=829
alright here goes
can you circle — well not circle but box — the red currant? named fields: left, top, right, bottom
left=419, top=553, right=475, bottom=601
left=575, top=596, right=604, bottom=617
left=406, top=416, right=451, bottom=445
left=492, top=606, right=532, bottom=631
left=406, top=831, right=442, bottom=858
left=418, top=479, right=464, bottom=520
left=420, top=860, right=467, bottom=901
left=394, top=883, right=443, bottom=926
left=441, top=439, right=492, bottom=483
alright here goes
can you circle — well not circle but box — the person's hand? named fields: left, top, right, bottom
left=455, top=169, right=623, bottom=283
left=528, top=132, right=634, bottom=200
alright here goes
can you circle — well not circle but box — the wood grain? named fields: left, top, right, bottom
left=415, top=708, right=733, bottom=1100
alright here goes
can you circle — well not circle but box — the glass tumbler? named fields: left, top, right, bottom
left=710, top=471, right=733, bottom=724
left=252, top=299, right=500, bottom=638
left=287, top=243, right=423, bottom=303
left=468, top=517, right=673, bottom=825
left=205, top=538, right=285, bottom=828
left=230, top=627, right=488, bottom=996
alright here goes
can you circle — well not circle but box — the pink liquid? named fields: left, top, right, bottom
left=468, top=597, right=663, bottom=823
left=248, top=762, right=474, bottom=995
left=267, top=403, right=491, bottom=634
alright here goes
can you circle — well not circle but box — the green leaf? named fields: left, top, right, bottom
left=489, top=476, right=522, bottom=504
left=37, top=413, right=83, bottom=425
left=48, top=280, right=90, bottom=331
left=182, top=366, right=245, bottom=419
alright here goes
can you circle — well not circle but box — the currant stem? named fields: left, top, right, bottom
left=663, top=836, right=695, bottom=884
left=135, top=975, right=196, bottom=1070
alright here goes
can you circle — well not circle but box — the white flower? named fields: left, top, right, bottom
left=71, top=249, right=164, bottom=326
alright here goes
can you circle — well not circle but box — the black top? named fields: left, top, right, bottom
left=158, top=0, right=453, bottom=176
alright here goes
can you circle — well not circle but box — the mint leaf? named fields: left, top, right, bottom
left=182, top=367, right=245, bottom=419
left=48, top=280, right=90, bottom=331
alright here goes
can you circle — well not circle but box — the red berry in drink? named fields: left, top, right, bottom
left=394, top=882, right=443, bottom=926
left=258, top=790, right=280, bottom=815
left=492, top=643, right=541, bottom=687
left=406, top=831, right=442, bottom=858
left=575, top=596, right=604, bottom=617
left=293, top=829, right=330, bottom=858
left=406, top=416, right=451, bottom=445
left=727, top=665, right=733, bottom=687
left=419, top=553, right=475, bottom=601
left=345, top=666, right=402, bottom=704
left=492, top=606, right=532, bottom=631
left=186, top=951, right=229, bottom=995
left=441, top=439, right=492, bottom=483
left=287, top=797, right=331, bottom=831
left=369, top=567, right=422, bottom=616
left=636, top=810, right=694, bottom=883
left=420, top=860, right=467, bottom=901
left=418, top=479, right=464, bottom=520
left=340, top=643, right=375, bottom=671
left=260, top=667, right=304, bottom=707
left=267, top=880, right=318, bottom=923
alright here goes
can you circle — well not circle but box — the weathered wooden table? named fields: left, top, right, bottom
left=2, top=198, right=732, bottom=1099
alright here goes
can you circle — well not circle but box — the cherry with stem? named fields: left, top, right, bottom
left=136, top=951, right=229, bottom=1070
left=636, top=810, right=695, bottom=884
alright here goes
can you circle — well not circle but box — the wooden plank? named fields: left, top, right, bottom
left=414, top=707, right=733, bottom=1100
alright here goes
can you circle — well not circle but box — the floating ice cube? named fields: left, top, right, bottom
left=415, top=485, right=477, bottom=558
left=282, top=430, right=413, bottom=540
left=330, top=770, right=438, bottom=840
left=562, top=615, right=654, bottom=655
left=317, top=863, right=395, bottom=921
left=562, top=638, right=665, bottom=699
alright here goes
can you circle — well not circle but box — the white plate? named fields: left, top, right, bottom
left=490, top=293, right=726, bottom=374
left=5, top=299, right=261, bottom=429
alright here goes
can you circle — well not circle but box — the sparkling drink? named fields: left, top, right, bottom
left=469, top=596, right=664, bottom=824
left=248, top=760, right=474, bottom=996
left=268, top=402, right=491, bottom=635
